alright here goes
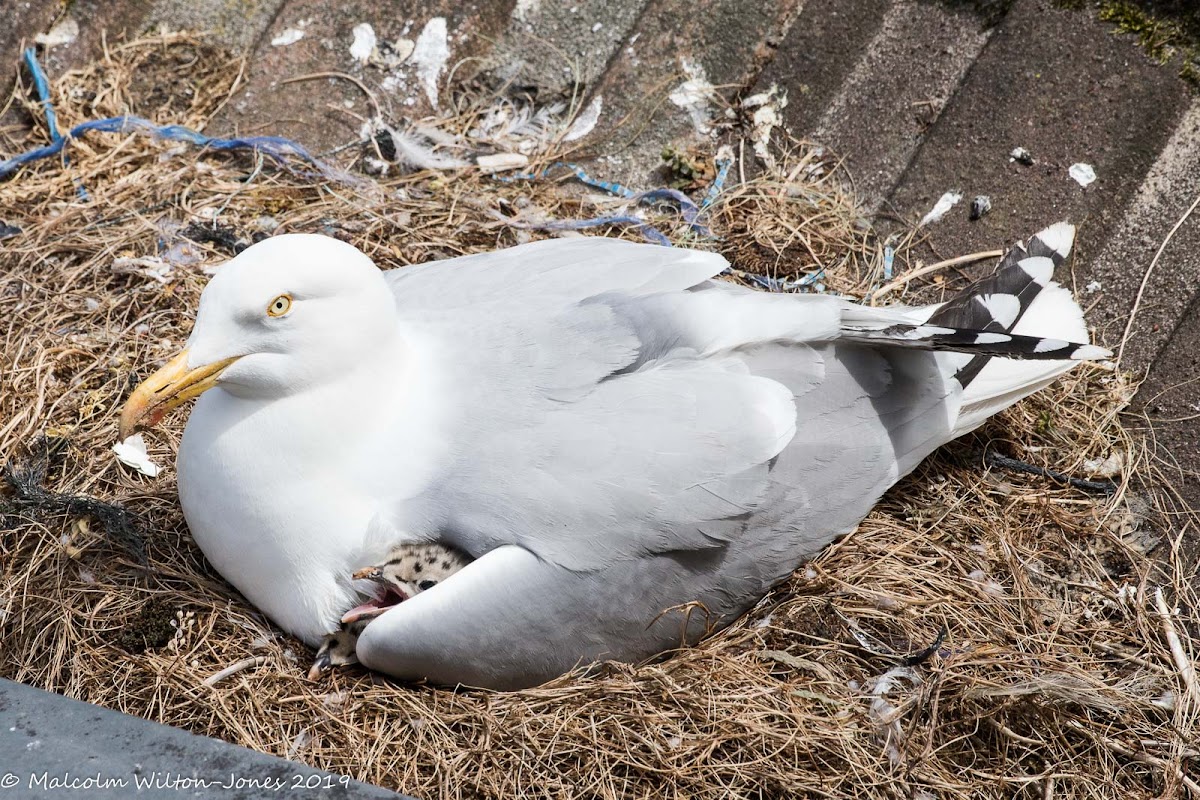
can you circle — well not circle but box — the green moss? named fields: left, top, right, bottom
left=1099, top=2, right=1180, bottom=62
left=1056, top=1, right=1200, bottom=87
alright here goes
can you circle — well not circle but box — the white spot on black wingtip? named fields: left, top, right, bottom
left=1033, top=337, right=1069, bottom=353
left=975, top=293, right=1020, bottom=327
left=1070, top=344, right=1113, bottom=360
left=915, top=325, right=957, bottom=337
left=1034, top=222, right=1075, bottom=259
left=1018, top=256, right=1055, bottom=286
left=973, top=332, right=1012, bottom=344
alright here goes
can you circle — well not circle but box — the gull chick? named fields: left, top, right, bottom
left=307, top=542, right=472, bottom=680
left=344, top=542, right=473, bottom=623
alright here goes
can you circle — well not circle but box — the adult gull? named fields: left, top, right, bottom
left=119, top=223, right=1106, bottom=690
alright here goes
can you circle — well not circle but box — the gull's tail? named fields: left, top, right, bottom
left=921, top=222, right=1106, bottom=436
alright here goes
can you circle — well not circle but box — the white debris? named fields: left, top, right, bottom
left=513, top=0, right=540, bottom=21
left=1069, top=162, right=1097, bottom=187
left=287, top=730, right=312, bottom=760
left=743, top=84, right=787, bottom=171
left=35, top=17, right=79, bottom=48
left=349, top=23, right=377, bottom=65
left=364, top=156, right=389, bottom=175
left=591, top=22, right=603, bottom=33
left=1086, top=280, right=1102, bottom=294
left=476, top=153, right=529, bottom=171
left=868, top=667, right=922, bottom=767
left=968, top=569, right=1006, bottom=597
left=322, top=691, right=349, bottom=711
left=669, top=58, right=716, bottom=136
left=564, top=95, right=603, bottom=142
left=742, top=89, right=774, bottom=109
left=412, top=17, right=450, bottom=107
left=1009, top=146, right=1034, bottom=165
left=1083, top=451, right=1123, bottom=478
left=254, top=215, right=279, bottom=232
left=919, top=191, right=963, bottom=227
left=113, top=435, right=161, bottom=478
left=1152, top=690, right=1176, bottom=711
left=472, top=98, right=567, bottom=153
left=271, top=27, right=305, bottom=47
left=111, top=255, right=174, bottom=284
left=391, top=37, right=416, bottom=64
left=380, top=122, right=470, bottom=170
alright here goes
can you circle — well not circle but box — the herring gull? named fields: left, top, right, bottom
left=119, top=222, right=1106, bottom=690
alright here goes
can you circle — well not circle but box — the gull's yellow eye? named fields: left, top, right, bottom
left=266, top=294, right=292, bottom=318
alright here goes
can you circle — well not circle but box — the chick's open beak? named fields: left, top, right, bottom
left=351, top=565, right=384, bottom=582
left=119, top=349, right=238, bottom=440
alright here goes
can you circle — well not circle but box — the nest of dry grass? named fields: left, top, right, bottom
left=2, top=34, right=1197, bottom=800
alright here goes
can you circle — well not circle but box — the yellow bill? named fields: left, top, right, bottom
left=118, top=349, right=238, bottom=440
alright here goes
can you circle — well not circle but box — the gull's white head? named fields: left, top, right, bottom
left=120, top=234, right=396, bottom=438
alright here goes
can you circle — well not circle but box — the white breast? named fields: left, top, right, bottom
left=178, top=388, right=375, bottom=644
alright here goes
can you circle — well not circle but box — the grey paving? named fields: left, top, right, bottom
left=754, top=0, right=891, bottom=139
left=1135, top=293, right=1200, bottom=567
left=807, top=0, right=993, bottom=206
left=1082, top=97, right=1200, bottom=372
left=473, top=0, right=650, bottom=100
left=580, top=0, right=802, bottom=182
left=0, top=679, right=407, bottom=799
left=208, top=0, right=516, bottom=153
left=883, top=0, right=1193, bottom=278
left=150, top=0, right=290, bottom=53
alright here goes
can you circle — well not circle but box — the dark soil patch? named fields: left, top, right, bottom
left=114, top=598, right=177, bottom=654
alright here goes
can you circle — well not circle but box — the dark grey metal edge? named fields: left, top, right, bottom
left=0, top=679, right=410, bottom=799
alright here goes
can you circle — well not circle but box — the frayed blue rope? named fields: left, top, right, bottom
left=2, top=49, right=356, bottom=188
left=21, top=47, right=88, bottom=199
left=494, top=161, right=718, bottom=244
left=728, top=268, right=825, bottom=293
left=700, top=152, right=733, bottom=211
left=496, top=161, right=637, bottom=198
left=23, top=48, right=61, bottom=146
left=506, top=214, right=672, bottom=246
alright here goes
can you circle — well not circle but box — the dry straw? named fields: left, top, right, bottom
left=2, top=34, right=1196, bottom=799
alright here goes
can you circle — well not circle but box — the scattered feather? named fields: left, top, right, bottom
left=111, top=255, right=174, bottom=284
left=112, top=435, right=161, bottom=478
left=564, top=96, right=603, bottom=142
left=919, top=191, right=962, bottom=227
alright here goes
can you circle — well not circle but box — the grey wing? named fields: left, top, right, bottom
left=357, top=341, right=962, bottom=690
left=397, top=260, right=961, bottom=572
left=356, top=231, right=1093, bottom=688
left=384, top=237, right=729, bottom=311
